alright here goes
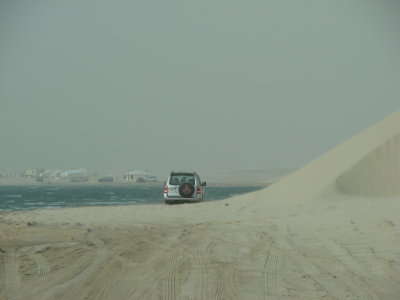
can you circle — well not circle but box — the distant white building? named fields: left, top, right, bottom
left=61, top=169, right=89, bottom=182
left=61, top=169, right=88, bottom=178
left=24, top=169, right=38, bottom=178
left=123, top=170, right=157, bottom=183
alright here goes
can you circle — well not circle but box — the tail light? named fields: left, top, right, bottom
left=164, top=186, right=168, bottom=194
left=196, top=186, right=201, bottom=194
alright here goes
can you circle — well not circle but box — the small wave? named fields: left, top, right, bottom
left=86, top=201, right=120, bottom=205
left=24, top=201, right=45, bottom=205
left=135, top=199, right=147, bottom=202
left=0, top=208, right=14, bottom=212
left=4, top=194, right=22, bottom=198
left=20, top=207, right=41, bottom=210
left=229, top=194, right=240, bottom=197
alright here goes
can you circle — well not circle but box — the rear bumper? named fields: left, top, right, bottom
left=165, top=199, right=202, bottom=204
left=163, top=195, right=203, bottom=203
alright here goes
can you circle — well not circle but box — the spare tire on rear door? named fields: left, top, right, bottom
left=179, top=182, right=195, bottom=198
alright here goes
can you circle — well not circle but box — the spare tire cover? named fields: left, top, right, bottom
left=179, top=183, right=195, bottom=198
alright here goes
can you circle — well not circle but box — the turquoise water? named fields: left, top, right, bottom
left=0, top=185, right=264, bottom=211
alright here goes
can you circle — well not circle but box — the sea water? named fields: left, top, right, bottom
left=0, top=185, right=264, bottom=211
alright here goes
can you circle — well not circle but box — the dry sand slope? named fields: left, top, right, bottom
left=1, top=111, right=400, bottom=299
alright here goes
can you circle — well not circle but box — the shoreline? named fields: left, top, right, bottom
left=0, top=177, right=271, bottom=188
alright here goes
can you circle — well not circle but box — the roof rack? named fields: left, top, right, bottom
left=170, top=171, right=196, bottom=175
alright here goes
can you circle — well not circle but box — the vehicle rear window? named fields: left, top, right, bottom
left=169, top=174, right=195, bottom=185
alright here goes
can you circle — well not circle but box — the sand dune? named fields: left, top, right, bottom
left=1, top=111, right=400, bottom=299
left=337, top=132, right=400, bottom=196
left=247, top=110, right=400, bottom=203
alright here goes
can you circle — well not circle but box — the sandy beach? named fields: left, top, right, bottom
left=1, top=111, right=400, bottom=299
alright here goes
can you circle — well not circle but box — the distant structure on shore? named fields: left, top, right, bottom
left=98, top=175, right=114, bottom=183
left=35, top=169, right=89, bottom=182
left=123, top=170, right=157, bottom=183
left=0, top=168, right=158, bottom=185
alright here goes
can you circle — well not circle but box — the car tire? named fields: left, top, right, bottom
left=178, top=183, right=195, bottom=198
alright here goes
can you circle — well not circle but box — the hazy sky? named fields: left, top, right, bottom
left=1, top=0, right=399, bottom=174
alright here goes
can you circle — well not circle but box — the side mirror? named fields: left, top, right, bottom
left=201, top=182, right=206, bottom=186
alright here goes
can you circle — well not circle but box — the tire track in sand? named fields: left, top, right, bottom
left=92, top=238, right=144, bottom=299
left=24, top=291, right=41, bottom=300
left=286, top=225, right=380, bottom=299
left=321, top=236, right=381, bottom=300
left=192, top=237, right=224, bottom=300
left=206, top=242, right=224, bottom=300
left=21, top=252, right=51, bottom=300
left=194, top=249, right=215, bottom=300
left=1, top=227, right=22, bottom=298
left=3, top=252, right=22, bottom=296
left=163, top=253, right=178, bottom=300
left=40, top=239, right=106, bottom=300
left=226, top=265, right=239, bottom=300
left=284, top=225, right=335, bottom=299
left=0, top=228, right=7, bottom=294
left=213, top=271, right=223, bottom=300
left=264, top=251, right=279, bottom=299
left=94, top=258, right=123, bottom=299
left=28, top=252, right=51, bottom=277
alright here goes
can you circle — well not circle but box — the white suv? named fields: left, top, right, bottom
left=163, top=171, right=206, bottom=204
